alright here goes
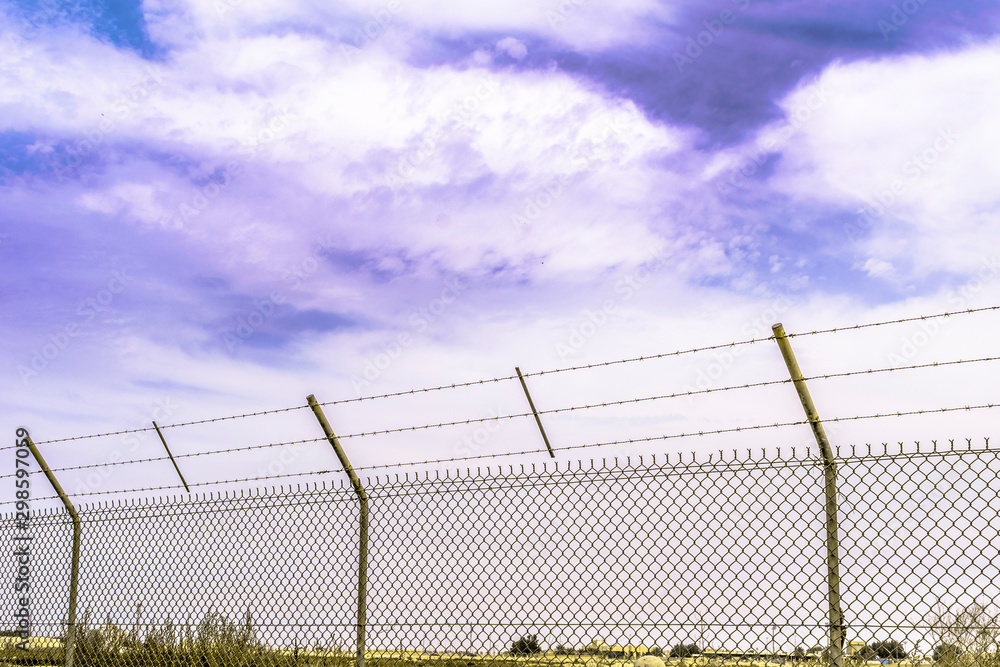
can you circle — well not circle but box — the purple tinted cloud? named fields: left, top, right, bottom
left=2, top=0, right=999, bottom=481
left=404, top=0, right=1000, bottom=145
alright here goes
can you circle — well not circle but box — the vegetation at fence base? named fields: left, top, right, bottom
left=6, top=627, right=1000, bottom=667
left=934, top=644, right=963, bottom=666
left=669, top=645, right=702, bottom=659
left=510, top=636, right=541, bottom=656
left=0, top=609, right=355, bottom=667
left=0, top=636, right=64, bottom=666
left=852, top=640, right=907, bottom=661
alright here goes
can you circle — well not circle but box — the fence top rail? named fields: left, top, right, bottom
left=1, top=438, right=992, bottom=519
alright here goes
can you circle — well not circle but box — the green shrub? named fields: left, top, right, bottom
left=869, top=640, right=906, bottom=660
left=853, top=644, right=876, bottom=661
left=21, top=607, right=328, bottom=667
left=510, top=635, right=541, bottom=656
left=934, top=643, right=962, bottom=667
left=669, top=643, right=701, bottom=658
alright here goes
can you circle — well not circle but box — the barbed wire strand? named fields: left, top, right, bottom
left=25, top=374, right=531, bottom=446
left=334, top=355, right=1000, bottom=438
left=0, top=437, right=330, bottom=481
left=28, top=405, right=314, bottom=446
left=343, top=401, right=1000, bottom=474
left=0, top=381, right=798, bottom=475
left=9, top=355, right=1000, bottom=465
left=22, top=305, right=1000, bottom=448
left=4, top=468, right=341, bottom=505
left=7, top=401, right=997, bottom=505
left=784, top=304, right=1000, bottom=339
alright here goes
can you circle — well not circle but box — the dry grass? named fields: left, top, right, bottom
left=4, top=638, right=999, bottom=667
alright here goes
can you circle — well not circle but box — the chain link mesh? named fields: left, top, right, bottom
left=3, top=444, right=999, bottom=667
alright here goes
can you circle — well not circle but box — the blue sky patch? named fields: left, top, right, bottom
left=6, top=0, right=159, bottom=57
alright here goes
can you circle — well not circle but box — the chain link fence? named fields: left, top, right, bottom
left=3, top=442, right=999, bottom=667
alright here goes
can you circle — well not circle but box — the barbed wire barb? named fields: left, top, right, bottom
left=19, top=304, right=1000, bottom=447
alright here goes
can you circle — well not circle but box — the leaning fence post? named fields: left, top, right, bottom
left=307, top=395, right=368, bottom=667
left=771, top=324, right=845, bottom=667
left=515, top=367, right=555, bottom=458
left=152, top=421, right=190, bottom=492
left=20, top=429, right=81, bottom=667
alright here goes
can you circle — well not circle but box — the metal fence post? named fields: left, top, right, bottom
left=152, top=421, right=190, bottom=492
left=307, top=395, right=368, bottom=667
left=515, top=367, right=555, bottom=458
left=771, top=324, right=845, bottom=667
left=21, top=429, right=81, bottom=667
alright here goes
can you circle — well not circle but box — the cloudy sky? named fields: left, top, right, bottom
left=2, top=0, right=1000, bottom=506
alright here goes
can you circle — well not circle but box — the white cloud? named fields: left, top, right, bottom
left=766, top=40, right=1000, bottom=277
left=76, top=182, right=165, bottom=218
left=856, top=257, right=894, bottom=278
left=144, top=0, right=669, bottom=53
left=7, top=17, right=692, bottom=290
left=496, top=37, right=527, bottom=60
left=0, top=23, right=168, bottom=136
left=317, top=0, right=668, bottom=51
